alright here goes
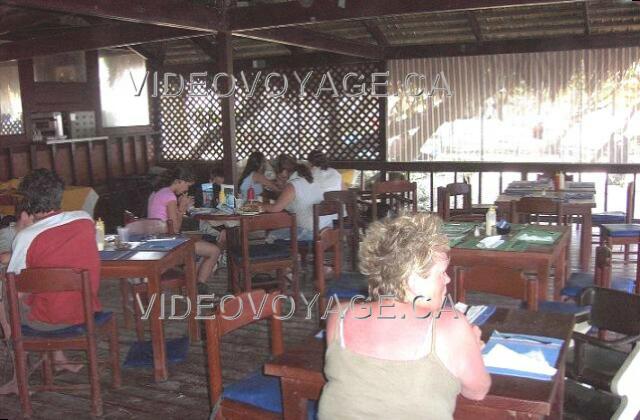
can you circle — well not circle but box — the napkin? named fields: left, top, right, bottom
left=517, top=233, right=554, bottom=243
left=483, top=343, right=557, bottom=377
left=477, top=235, right=504, bottom=249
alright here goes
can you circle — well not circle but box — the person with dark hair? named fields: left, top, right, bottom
left=147, top=166, right=220, bottom=289
left=5, top=169, right=100, bottom=373
left=237, top=152, right=279, bottom=200
left=274, top=154, right=298, bottom=191
left=261, top=162, right=331, bottom=241
left=307, top=149, right=342, bottom=192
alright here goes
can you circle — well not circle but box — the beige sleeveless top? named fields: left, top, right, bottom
left=318, top=315, right=461, bottom=420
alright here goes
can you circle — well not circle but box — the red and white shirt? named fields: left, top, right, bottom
left=8, top=211, right=101, bottom=325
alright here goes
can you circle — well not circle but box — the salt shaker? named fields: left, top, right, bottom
left=474, top=225, right=481, bottom=237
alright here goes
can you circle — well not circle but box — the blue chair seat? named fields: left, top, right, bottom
left=600, top=224, right=640, bottom=238
left=325, top=272, right=368, bottom=300
left=223, top=371, right=317, bottom=418
left=21, top=311, right=113, bottom=338
left=537, top=301, right=591, bottom=316
left=231, top=243, right=291, bottom=262
left=592, top=212, right=626, bottom=225
left=561, top=272, right=636, bottom=298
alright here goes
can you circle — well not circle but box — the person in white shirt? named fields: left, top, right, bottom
left=307, top=149, right=342, bottom=193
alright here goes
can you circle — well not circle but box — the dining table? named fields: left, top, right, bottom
left=100, top=236, right=198, bottom=382
left=445, top=222, right=571, bottom=302
left=264, top=308, right=575, bottom=420
left=495, top=180, right=596, bottom=271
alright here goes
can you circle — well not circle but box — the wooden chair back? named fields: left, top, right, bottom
left=446, top=182, right=473, bottom=212
left=125, top=216, right=175, bottom=235
left=456, top=265, right=538, bottom=311
left=232, top=212, right=299, bottom=297
left=512, top=196, right=564, bottom=225
left=6, top=269, right=93, bottom=324
left=313, top=200, right=343, bottom=242
left=579, top=287, right=640, bottom=337
left=204, top=290, right=284, bottom=412
left=324, top=190, right=360, bottom=270
left=371, top=180, right=418, bottom=220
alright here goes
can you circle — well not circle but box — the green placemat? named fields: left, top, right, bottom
left=454, top=226, right=561, bottom=252
left=442, top=222, right=477, bottom=235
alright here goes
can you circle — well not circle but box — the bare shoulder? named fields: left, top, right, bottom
left=434, top=309, right=476, bottom=344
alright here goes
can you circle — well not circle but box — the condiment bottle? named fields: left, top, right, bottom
left=485, top=206, right=496, bottom=235
left=95, top=218, right=105, bottom=251
left=247, top=186, right=255, bottom=202
left=219, top=189, right=226, bottom=207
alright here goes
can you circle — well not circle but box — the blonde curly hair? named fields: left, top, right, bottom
left=359, top=212, right=450, bottom=301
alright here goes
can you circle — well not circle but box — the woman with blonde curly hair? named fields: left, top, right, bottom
left=319, top=212, right=490, bottom=420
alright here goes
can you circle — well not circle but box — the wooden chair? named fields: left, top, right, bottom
left=204, top=290, right=286, bottom=420
left=561, top=246, right=636, bottom=300
left=228, top=212, right=299, bottom=300
left=314, top=226, right=368, bottom=318
left=121, top=212, right=184, bottom=338
left=289, top=199, right=343, bottom=268
left=437, top=183, right=487, bottom=222
left=511, top=196, right=565, bottom=225
left=568, top=287, right=640, bottom=393
left=324, top=190, right=361, bottom=271
left=5, top=268, right=121, bottom=417
left=597, top=182, right=636, bottom=263
left=456, top=265, right=590, bottom=316
left=456, top=265, right=539, bottom=310
left=370, top=180, right=417, bottom=221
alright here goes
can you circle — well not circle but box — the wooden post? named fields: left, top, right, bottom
left=217, top=32, right=237, bottom=186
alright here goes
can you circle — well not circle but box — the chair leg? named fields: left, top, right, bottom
left=229, top=262, right=241, bottom=294
left=624, top=244, right=630, bottom=263
left=119, top=278, right=132, bottom=329
left=13, top=341, right=32, bottom=418
left=108, top=319, right=122, bottom=388
left=350, top=231, right=358, bottom=272
left=42, top=351, right=54, bottom=387
left=87, top=334, right=103, bottom=417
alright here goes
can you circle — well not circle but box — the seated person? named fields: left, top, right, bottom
left=273, top=154, right=297, bottom=192
left=199, top=167, right=228, bottom=249
left=237, top=152, right=279, bottom=201
left=307, top=149, right=342, bottom=193
left=261, top=161, right=330, bottom=242
left=148, top=166, right=220, bottom=290
left=6, top=169, right=101, bottom=374
left=319, top=213, right=490, bottom=419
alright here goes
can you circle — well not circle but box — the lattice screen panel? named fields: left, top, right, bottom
left=0, top=117, right=23, bottom=136
left=159, top=78, right=223, bottom=160
left=160, top=62, right=383, bottom=161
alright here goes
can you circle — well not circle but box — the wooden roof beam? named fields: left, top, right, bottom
left=362, top=20, right=388, bottom=47
left=0, top=22, right=202, bottom=62
left=467, top=11, right=483, bottom=42
left=387, top=33, right=640, bottom=59
left=128, top=43, right=166, bottom=68
left=230, top=0, right=580, bottom=31
left=236, top=27, right=384, bottom=59
left=2, top=0, right=226, bottom=32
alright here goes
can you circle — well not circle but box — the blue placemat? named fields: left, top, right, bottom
left=135, top=237, right=189, bottom=251
left=99, top=250, right=138, bottom=260
left=482, top=331, right=563, bottom=381
left=123, top=336, right=190, bottom=368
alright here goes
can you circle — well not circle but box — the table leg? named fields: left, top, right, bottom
left=580, top=211, right=592, bottom=271
left=184, top=243, right=200, bottom=343
left=148, top=268, right=168, bottom=382
left=537, top=264, right=550, bottom=301
left=554, top=246, right=567, bottom=301
left=281, top=378, right=309, bottom=420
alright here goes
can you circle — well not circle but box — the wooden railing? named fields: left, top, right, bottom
left=331, top=160, right=640, bottom=216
